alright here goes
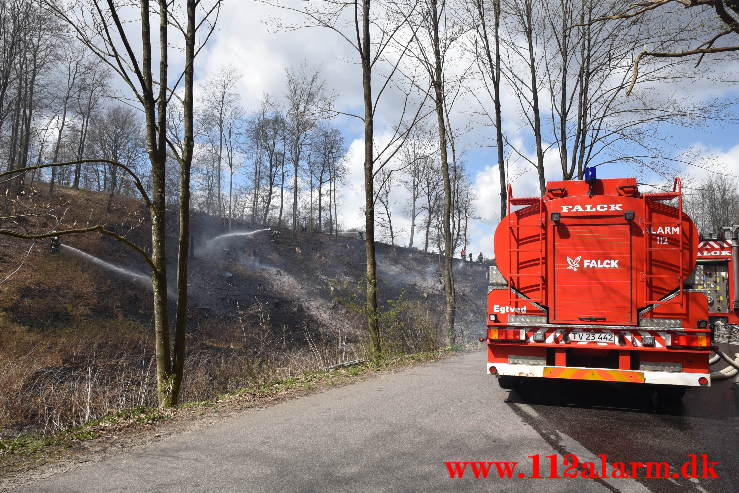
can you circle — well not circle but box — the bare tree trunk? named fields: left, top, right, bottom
left=262, top=145, right=275, bottom=225
left=217, top=101, right=224, bottom=219
left=333, top=171, right=338, bottom=237
left=308, top=160, right=314, bottom=231
left=171, top=0, right=197, bottom=407
left=18, top=59, right=38, bottom=192
left=408, top=184, right=416, bottom=248
left=424, top=196, right=432, bottom=253
left=474, top=0, right=507, bottom=218
left=360, top=0, right=381, bottom=359
left=7, top=61, right=23, bottom=173
left=328, top=173, right=334, bottom=234
left=430, top=0, right=455, bottom=345
left=228, top=147, right=234, bottom=229
left=292, top=144, right=299, bottom=232
left=50, top=57, right=80, bottom=194
left=74, top=94, right=93, bottom=189
left=278, top=152, right=285, bottom=227
left=140, top=0, right=175, bottom=408
left=317, top=167, right=325, bottom=232
left=492, top=0, right=506, bottom=219
left=523, top=1, right=545, bottom=195
left=252, top=153, right=260, bottom=224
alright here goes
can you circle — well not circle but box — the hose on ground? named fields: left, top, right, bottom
left=717, top=349, right=739, bottom=371
left=710, top=349, right=739, bottom=380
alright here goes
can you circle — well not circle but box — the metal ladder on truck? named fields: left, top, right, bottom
left=506, top=184, right=546, bottom=307
left=642, top=178, right=686, bottom=310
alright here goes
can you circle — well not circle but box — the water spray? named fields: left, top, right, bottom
left=62, top=245, right=151, bottom=287
left=199, top=228, right=270, bottom=253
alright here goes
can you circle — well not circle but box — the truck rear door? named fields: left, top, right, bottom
left=551, top=223, right=634, bottom=325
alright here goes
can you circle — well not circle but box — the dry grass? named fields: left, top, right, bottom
left=0, top=184, right=449, bottom=445
left=0, top=314, right=371, bottom=438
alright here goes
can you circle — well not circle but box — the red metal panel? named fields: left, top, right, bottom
left=639, top=351, right=709, bottom=373
left=488, top=344, right=545, bottom=363
left=644, top=200, right=698, bottom=304
left=551, top=223, right=633, bottom=324
left=618, top=351, right=630, bottom=370
left=554, top=349, right=566, bottom=366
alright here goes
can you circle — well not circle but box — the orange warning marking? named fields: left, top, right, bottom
left=543, top=367, right=645, bottom=383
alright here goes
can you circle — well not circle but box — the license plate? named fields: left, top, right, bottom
left=569, top=331, right=615, bottom=343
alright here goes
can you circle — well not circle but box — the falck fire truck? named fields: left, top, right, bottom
left=695, top=237, right=738, bottom=328
left=484, top=172, right=739, bottom=398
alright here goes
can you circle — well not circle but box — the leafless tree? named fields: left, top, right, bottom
left=1, top=0, right=57, bottom=197
left=275, top=0, right=431, bottom=359
left=469, top=0, right=507, bottom=220
left=72, top=57, right=109, bottom=189
left=419, top=156, right=443, bottom=252
left=48, top=44, right=86, bottom=194
left=375, top=167, right=396, bottom=245
left=503, top=0, right=546, bottom=194
left=249, top=97, right=280, bottom=225
left=400, top=130, right=435, bottom=248
left=310, top=124, right=344, bottom=233
left=88, top=105, right=143, bottom=209
left=538, top=0, right=683, bottom=180
left=593, top=1, right=739, bottom=95
left=685, top=175, right=739, bottom=235
left=284, top=64, right=330, bottom=233
left=199, top=66, right=241, bottom=221
left=1, top=0, right=225, bottom=408
left=405, top=0, right=464, bottom=344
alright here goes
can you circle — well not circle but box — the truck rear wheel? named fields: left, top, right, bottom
left=497, top=376, right=521, bottom=390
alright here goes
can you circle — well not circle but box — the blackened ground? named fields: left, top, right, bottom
left=181, top=213, right=488, bottom=345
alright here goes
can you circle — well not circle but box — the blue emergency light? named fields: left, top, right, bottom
left=584, top=167, right=597, bottom=182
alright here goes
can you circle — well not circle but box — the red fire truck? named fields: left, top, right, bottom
left=694, top=236, right=738, bottom=327
left=484, top=175, right=724, bottom=396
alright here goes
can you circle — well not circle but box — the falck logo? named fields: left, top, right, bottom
left=567, top=256, right=581, bottom=271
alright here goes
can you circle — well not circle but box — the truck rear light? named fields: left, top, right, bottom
left=489, top=328, right=524, bottom=341
left=698, top=376, right=709, bottom=386
left=489, top=314, right=498, bottom=322
left=489, top=366, right=497, bottom=374
left=669, top=334, right=710, bottom=348
left=479, top=337, right=486, bottom=343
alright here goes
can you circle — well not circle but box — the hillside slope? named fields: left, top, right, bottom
left=0, top=184, right=488, bottom=435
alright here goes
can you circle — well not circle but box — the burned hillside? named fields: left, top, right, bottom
left=0, top=185, right=487, bottom=435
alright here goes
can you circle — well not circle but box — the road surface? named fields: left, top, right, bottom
left=16, top=351, right=739, bottom=492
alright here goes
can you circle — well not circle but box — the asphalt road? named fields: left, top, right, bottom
left=17, top=350, right=739, bottom=492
